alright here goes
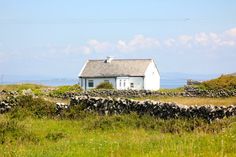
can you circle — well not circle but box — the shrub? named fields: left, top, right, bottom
left=58, top=105, right=93, bottom=120
left=9, top=96, right=56, bottom=119
left=50, top=84, right=82, bottom=97
left=32, top=88, right=44, bottom=96
left=96, top=82, right=114, bottom=89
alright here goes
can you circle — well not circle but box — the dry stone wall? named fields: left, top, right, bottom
left=0, top=96, right=17, bottom=113
left=69, top=96, right=236, bottom=122
left=184, top=86, right=236, bottom=97
left=64, top=88, right=236, bottom=99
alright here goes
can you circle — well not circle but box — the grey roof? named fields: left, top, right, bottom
left=79, top=59, right=153, bottom=77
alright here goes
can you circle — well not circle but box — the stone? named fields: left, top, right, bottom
left=66, top=96, right=236, bottom=121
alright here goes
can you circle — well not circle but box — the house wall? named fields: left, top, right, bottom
left=79, top=78, right=86, bottom=89
left=144, top=61, right=160, bottom=90
left=79, top=77, right=116, bottom=90
left=116, top=77, right=144, bottom=90
left=80, top=77, right=144, bottom=90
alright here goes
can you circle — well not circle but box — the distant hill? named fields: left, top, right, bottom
left=228, top=73, right=236, bottom=76
left=196, top=75, right=236, bottom=90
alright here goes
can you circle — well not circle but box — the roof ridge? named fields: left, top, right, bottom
left=88, top=58, right=152, bottom=61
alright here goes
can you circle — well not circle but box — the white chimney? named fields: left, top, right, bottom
left=105, top=56, right=113, bottom=63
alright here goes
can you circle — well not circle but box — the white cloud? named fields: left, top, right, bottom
left=87, top=40, right=112, bottom=52
left=78, top=46, right=91, bottom=54
left=178, top=35, right=192, bottom=44
left=117, top=34, right=160, bottom=52
left=194, top=32, right=209, bottom=46
left=53, top=27, right=236, bottom=55
left=225, top=27, right=236, bottom=37
left=8, top=27, right=235, bottom=58
left=164, top=38, right=176, bottom=47
left=209, top=33, right=221, bottom=45
left=117, top=40, right=128, bottom=51
left=161, top=28, right=234, bottom=49
left=219, top=40, right=235, bottom=46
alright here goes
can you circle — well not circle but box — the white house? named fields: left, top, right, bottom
left=78, top=57, right=160, bottom=90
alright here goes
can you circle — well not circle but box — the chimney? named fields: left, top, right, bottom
left=105, top=56, right=113, bottom=63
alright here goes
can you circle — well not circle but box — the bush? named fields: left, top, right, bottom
left=9, top=96, right=56, bottom=119
left=96, top=82, right=114, bottom=89
left=50, top=84, right=82, bottom=97
left=58, top=105, right=94, bottom=120
left=32, top=88, right=44, bottom=96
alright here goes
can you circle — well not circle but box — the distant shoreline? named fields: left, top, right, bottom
left=0, top=73, right=220, bottom=88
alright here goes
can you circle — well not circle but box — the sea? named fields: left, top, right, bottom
left=0, top=73, right=219, bottom=89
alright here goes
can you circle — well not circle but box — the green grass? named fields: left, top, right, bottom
left=0, top=95, right=236, bottom=156
left=49, top=84, right=82, bottom=97
left=0, top=114, right=236, bottom=157
left=158, top=87, right=184, bottom=93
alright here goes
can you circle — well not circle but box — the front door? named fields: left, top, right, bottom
left=117, top=77, right=129, bottom=90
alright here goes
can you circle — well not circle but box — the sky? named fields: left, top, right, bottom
left=0, top=0, right=236, bottom=79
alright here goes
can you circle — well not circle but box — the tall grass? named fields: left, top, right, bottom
left=0, top=114, right=235, bottom=157
left=0, top=94, right=235, bottom=156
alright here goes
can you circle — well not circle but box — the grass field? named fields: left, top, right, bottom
left=0, top=83, right=50, bottom=91
left=0, top=114, right=236, bottom=157
left=135, top=96, right=236, bottom=106
left=0, top=83, right=236, bottom=156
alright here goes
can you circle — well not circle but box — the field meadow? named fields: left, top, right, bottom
left=0, top=82, right=236, bottom=156
left=0, top=113, right=236, bottom=157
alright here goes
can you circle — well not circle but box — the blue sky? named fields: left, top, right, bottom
left=0, top=0, right=236, bottom=79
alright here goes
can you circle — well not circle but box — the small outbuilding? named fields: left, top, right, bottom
left=79, top=57, right=160, bottom=90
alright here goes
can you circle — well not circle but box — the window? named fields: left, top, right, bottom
left=104, top=80, right=109, bottom=83
left=119, top=80, right=122, bottom=87
left=130, top=83, right=134, bottom=88
left=88, top=80, right=94, bottom=87
left=123, top=80, right=126, bottom=87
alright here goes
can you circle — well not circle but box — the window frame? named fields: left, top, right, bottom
left=88, top=80, right=94, bottom=88
left=104, top=80, right=109, bottom=83
left=130, top=82, right=134, bottom=88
